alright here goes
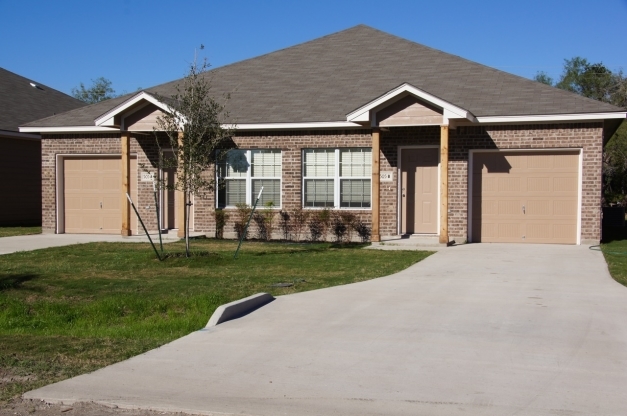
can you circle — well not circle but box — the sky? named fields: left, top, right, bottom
left=1, top=0, right=626, bottom=97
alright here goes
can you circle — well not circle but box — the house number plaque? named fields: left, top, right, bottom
left=380, top=172, right=393, bottom=182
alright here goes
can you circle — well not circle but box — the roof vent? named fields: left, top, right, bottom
left=30, top=82, right=44, bottom=90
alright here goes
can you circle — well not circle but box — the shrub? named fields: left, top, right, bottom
left=253, top=202, right=276, bottom=241
left=316, top=208, right=332, bottom=242
left=291, top=208, right=309, bottom=242
left=278, top=210, right=291, bottom=240
left=214, top=210, right=229, bottom=239
left=308, top=215, right=324, bottom=242
left=234, top=203, right=252, bottom=240
left=339, top=212, right=356, bottom=242
left=353, top=220, right=371, bottom=243
left=331, top=213, right=347, bottom=243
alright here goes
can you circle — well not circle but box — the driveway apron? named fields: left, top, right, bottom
left=24, top=243, right=627, bottom=416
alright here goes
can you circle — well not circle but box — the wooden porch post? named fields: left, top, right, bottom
left=176, top=131, right=186, bottom=238
left=372, top=128, right=381, bottom=242
left=439, top=125, right=449, bottom=244
left=121, top=132, right=131, bottom=236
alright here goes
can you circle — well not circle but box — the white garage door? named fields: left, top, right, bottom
left=471, top=151, right=579, bottom=244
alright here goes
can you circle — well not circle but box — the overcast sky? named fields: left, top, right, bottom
left=1, top=0, right=625, bottom=96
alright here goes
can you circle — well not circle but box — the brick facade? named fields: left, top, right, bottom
left=41, top=122, right=603, bottom=243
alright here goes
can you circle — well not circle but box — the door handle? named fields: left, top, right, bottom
left=522, top=205, right=525, bottom=214
left=100, top=202, right=103, bottom=209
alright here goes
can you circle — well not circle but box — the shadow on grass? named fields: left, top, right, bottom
left=0, top=274, right=40, bottom=291
left=248, top=243, right=369, bottom=257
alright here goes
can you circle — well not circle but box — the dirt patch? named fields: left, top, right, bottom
left=0, top=398, right=208, bottom=416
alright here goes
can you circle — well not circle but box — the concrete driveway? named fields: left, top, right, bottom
left=24, top=244, right=627, bottom=416
left=0, top=233, right=178, bottom=255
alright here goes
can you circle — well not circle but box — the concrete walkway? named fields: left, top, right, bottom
left=24, top=244, right=627, bottom=416
left=0, top=233, right=180, bottom=255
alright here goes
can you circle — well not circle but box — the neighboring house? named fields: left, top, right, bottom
left=20, top=25, right=626, bottom=244
left=0, top=67, right=85, bottom=226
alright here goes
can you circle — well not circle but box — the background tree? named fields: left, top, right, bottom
left=155, top=56, right=233, bottom=256
left=535, top=57, right=627, bottom=204
left=533, top=71, right=554, bottom=86
left=71, top=77, right=117, bottom=104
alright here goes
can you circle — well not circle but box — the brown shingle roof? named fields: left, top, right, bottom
left=22, top=25, right=623, bottom=129
left=0, top=67, right=85, bottom=132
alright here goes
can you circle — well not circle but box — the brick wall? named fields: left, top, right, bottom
left=42, top=123, right=603, bottom=243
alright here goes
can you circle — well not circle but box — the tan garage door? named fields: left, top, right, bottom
left=471, top=151, right=579, bottom=244
left=64, top=157, right=137, bottom=234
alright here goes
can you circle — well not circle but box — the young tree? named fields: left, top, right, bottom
left=154, top=56, right=233, bottom=256
left=71, top=77, right=117, bottom=103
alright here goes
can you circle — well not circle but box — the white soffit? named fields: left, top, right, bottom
left=476, top=112, right=627, bottom=123
left=19, top=126, right=121, bottom=133
left=346, top=83, right=477, bottom=124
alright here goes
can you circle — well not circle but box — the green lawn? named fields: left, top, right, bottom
left=0, top=226, right=41, bottom=238
left=0, top=239, right=431, bottom=401
left=600, top=226, right=627, bottom=287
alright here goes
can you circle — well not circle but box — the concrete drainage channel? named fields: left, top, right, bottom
left=204, top=293, right=275, bottom=327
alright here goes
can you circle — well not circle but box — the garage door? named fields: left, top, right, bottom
left=64, top=157, right=137, bottom=234
left=471, top=151, right=579, bottom=244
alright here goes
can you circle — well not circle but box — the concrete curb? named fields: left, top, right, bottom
left=206, top=293, right=275, bottom=327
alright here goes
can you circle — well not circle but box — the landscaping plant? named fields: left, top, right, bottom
left=214, top=210, right=229, bottom=239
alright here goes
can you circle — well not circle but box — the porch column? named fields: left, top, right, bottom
left=439, top=125, right=449, bottom=244
left=177, top=131, right=186, bottom=238
left=121, top=131, right=131, bottom=236
left=372, top=128, right=381, bottom=242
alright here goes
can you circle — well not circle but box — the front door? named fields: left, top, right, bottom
left=401, top=148, right=439, bottom=234
left=162, top=167, right=176, bottom=230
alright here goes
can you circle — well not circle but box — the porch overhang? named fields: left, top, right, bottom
left=346, top=83, right=477, bottom=127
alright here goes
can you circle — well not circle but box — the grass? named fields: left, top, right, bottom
left=0, top=227, right=41, bottom=238
left=0, top=239, right=432, bottom=401
left=599, top=226, right=627, bottom=287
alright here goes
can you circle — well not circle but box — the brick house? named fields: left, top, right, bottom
left=20, top=25, right=626, bottom=244
left=0, top=67, right=84, bottom=226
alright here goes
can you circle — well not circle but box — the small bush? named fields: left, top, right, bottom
left=214, top=210, right=229, bottom=239
left=234, top=203, right=252, bottom=240
left=291, top=207, right=309, bottom=242
left=331, top=213, right=348, bottom=243
left=253, top=202, right=276, bottom=241
left=308, top=215, right=324, bottom=242
left=316, top=208, right=332, bottom=242
left=279, top=210, right=291, bottom=240
left=339, top=212, right=356, bottom=242
left=353, top=220, right=371, bottom=243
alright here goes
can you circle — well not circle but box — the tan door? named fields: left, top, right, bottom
left=401, top=148, right=439, bottom=234
left=64, top=157, right=137, bottom=234
left=162, top=168, right=176, bottom=229
left=472, top=151, right=579, bottom=244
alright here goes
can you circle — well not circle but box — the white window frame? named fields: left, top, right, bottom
left=302, top=148, right=372, bottom=210
left=216, top=149, right=282, bottom=208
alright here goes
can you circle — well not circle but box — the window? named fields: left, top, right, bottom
left=217, top=149, right=281, bottom=207
left=303, top=148, right=371, bottom=208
